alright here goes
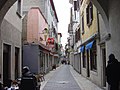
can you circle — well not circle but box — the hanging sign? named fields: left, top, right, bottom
left=47, top=38, right=54, bottom=44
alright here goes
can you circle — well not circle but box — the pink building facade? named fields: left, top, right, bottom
left=27, top=7, right=48, bottom=45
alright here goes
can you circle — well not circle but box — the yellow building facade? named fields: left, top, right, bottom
left=80, top=0, right=98, bottom=42
left=80, top=0, right=103, bottom=87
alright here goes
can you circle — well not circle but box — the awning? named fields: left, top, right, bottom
left=85, top=40, right=94, bottom=50
left=80, top=46, right=84, bottom=52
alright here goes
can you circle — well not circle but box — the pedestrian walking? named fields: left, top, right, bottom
left=106, top=54, right=120, bottom=90
left=19, top=66, right=38, bottom=90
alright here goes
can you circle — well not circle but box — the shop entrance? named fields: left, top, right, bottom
left=102, top=46, right=106, bottom=87
left=87, top=50, right=90, bottom=77
left=3, top=44, right=11, bottom=87
left=15, top=47, right=19, bottom=79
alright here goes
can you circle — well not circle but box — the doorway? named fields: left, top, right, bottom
left=101, top=45, right=106, bottom=87
left=3, top=44, right=11, bottom=87
left=87, top=50, right=90, bottom=77
left=79, top=53, right=81, bottom=74
left=15, top=47, right=19, bottom=79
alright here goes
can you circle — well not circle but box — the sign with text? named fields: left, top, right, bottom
left=47, top=38, right=54, bottom=48
left=47, top=38, right=54, bottom=44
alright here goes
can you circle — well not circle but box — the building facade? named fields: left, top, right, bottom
left=0, top=1, right=22, bottom=84
left=57, top=33, right=62, bottom=63
left=68, top=0, right=81, bottom=73
left=80, top=0, right=101, bottom=86
left=68, top=0, right=108, bottom=89
left=22, top=0, right=59, bottom=74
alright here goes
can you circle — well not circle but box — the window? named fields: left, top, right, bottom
left=81, top=16, right=84, bottom=34
left=75, top=31, right=77, bottom=43
left=74, top=0, right=80, bottom=11
left=77, top=0, right=80, bottom=11
left=78, top=28, right=80, bottom=40
left=74, top=11, right=77, bottom=20
left=74, top=1, right=77, bottom=11
left=75, top=28, right=81, bottom=42
left=90, top=41, right=97, bottom=71
left=75, top=29, right=80, bottom=43
left=81, top=0, right=83, bottom=5
left=46, top=54, right=49, bottom=67
left=86, top=2, right=93, bottom=26
left=17, top=0, right=22, bottom=17
left=40, top=52, right=43, bottom=67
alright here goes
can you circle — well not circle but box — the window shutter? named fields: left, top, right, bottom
left=77, top=0, right=80, bottom=10
left=74, top=1, right=77, bottom=11
left=86, top=6, right=89, bottom=24
left=77, top=31, right=79, bottom=42
left=90, top=2, right=93, bottom=22
left=78, top=28, right=80, bottom=40
left=82, top=16, right=84, bottom=34
left=75, top=31, right=77, bottom=42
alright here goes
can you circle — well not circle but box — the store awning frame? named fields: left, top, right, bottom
left=85, top=40, right=94, bottom=50
left=80, top=46, right=84, bottom=52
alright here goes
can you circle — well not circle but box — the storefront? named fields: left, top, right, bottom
left=23, top=43, right=50, bottom=74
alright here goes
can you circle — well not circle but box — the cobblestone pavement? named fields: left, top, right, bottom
left=69, top=66, right=104, bottom=90
left=42, top=65, right=81, bottom=90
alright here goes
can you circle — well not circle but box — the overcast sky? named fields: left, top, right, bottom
left=53, top=0, right=72, bottom=49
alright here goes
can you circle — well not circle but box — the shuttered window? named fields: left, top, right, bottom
left=17, top=0, right=22, bottom=17
left=74, top=1, right=77, bottom=11
left=86, top=2, right=93, bottom=27
left=81, top=16, right=84, bottom=34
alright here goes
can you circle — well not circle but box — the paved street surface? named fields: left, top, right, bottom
left=42, top=65, right=81, bottom=90
left=40, top=65, right=104, bottom=90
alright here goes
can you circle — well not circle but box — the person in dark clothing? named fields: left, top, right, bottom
left=106, top=54, right=120, bottom=90
left=52, top=64, right=56, bottom=70
left=19, top=66, right=38, bottom=90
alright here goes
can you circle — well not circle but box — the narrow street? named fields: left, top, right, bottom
left=41, top=65, right=103, bottom=90
left=42, top=65, right=81, bottom=90
left=1, top=0, right=120, bottom=90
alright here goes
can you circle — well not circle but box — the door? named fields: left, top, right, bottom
left=102, top=47, right=106, bottom=87
left=15, top=47, right=19, bottom=79
left=79, top=53, right=81, bottom=74
left=3, top=44, right=11, bottom=87
left=87, top=50, right=90, bottom=77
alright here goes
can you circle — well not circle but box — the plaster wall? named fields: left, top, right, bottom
left=0, top=0, right=17, bottom=26
left=81, top=5, right=98, bottom=42
left=27, top=8, right=48, bottom=45
left=0, top=2, right=22, bottom=80
left=23, top=0, right=41, bottom=12
left=98, top=13, right=107, bottom=41
left=106, top=0, right=120, bottom=61
left=4, top=2, right=22, bottom=32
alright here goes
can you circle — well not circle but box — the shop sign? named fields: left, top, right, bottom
left=47, top=38, right=54, bottom=44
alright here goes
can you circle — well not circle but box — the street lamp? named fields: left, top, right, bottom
left=43, top=28, right=48, bottom=41
left=39, top=28, right=48, bottom=41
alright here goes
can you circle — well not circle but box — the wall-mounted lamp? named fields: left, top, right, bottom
left=42, top=28, right=48, bottom=33
left=39, top=28, right=48, bottom=41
